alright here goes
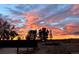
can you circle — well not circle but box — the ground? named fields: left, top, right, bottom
left=0, top=42, right=79, bottom=54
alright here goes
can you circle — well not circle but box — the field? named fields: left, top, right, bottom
left=0, top=39, right=79, bottom=54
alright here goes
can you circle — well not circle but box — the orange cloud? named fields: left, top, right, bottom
left=65, top=23, right=78, bottom=33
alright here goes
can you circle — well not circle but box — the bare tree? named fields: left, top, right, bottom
left=0, top=16, right=17, bottom=40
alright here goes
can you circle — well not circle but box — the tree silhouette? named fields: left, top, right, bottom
left=39, top=28, right=49, bottom=42
left=26, top=30, right=37, bottom=40
left=0, top=17, right=18, bottom=40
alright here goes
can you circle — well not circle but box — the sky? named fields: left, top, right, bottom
left=1, top=4, right=79, bottom=36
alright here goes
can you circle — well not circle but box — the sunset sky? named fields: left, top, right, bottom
left=0, top=4, right=79, bottom=39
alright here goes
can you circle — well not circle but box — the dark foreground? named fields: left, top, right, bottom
left=0, top=39, right=79, bottom=54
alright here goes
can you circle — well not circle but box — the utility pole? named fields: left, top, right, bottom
left=50, top=30, right=53, bottom=40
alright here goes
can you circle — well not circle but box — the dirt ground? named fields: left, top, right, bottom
left=0, top=42, right=79, bottom=54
